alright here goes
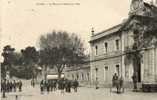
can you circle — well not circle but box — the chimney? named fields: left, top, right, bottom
left=91, top=27, right=94, bottom=36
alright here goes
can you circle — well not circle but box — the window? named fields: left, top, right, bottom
left=115, top=39, right=120, bottom=50
left=104, top=42, right=108, bottom=53
left=76, top=73, right=79, bottom=80
left=67, top=74, right=69, bottom=77
left=72, top=74, right=74, bottom=80
left=87, top=73, right=89, bottom=81
left=105, top=66, right=108, bottom=70
left=95, top=67, right=98, bottom=81
left=95, top=45, right=98, bottom=55
left=82, top=73, right=84, bottom=80
left=116, top=65, right=120, bottom=76
left=104, top=66, right=108, bottom=81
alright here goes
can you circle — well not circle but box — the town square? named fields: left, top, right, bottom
left=1, top=80, right=157, bottom=100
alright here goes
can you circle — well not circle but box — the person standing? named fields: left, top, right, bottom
left=19, top=80, right=22, bottom=92
left=2, top=80, right=6, bottom=98
left=31, top=79, right=35, bottom=87
left=13, top=80, right=16, bottom=92
left=60, top=79, right=65, bottom=94
left=46, top=81, right=50, bottom=93
left=73, top=79, right=79, bottom=92
left=132, top=72, right=138, bottom=92
left=50, top=80, right=54, bottom=91
left=9, top=81, right=13, bottom=92
left=6, top=80, right=10, bottom=92
left=40, top=80, right=44, bottom=94
left=65, top=79, right=68, bottom=92
left=67, top=80, right=71, bottom=93
left=119, top=76, right=124, bottom=93
left=54, top=80, right=57, bottom=91
left=112, top=73, right=118, bottom=87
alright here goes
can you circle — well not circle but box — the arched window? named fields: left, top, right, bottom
left=77, top=73, right=79, bottom=80
left=82, top=73, right=84, bottom=80
left=104, top=42, right=108, bottom=53
left=87, top=73, right=90, bottom=81
left=95, top=45, right=98, bottom=55
left=115, top=39, right=120, bottom=50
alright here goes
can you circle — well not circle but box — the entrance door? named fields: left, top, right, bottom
left=104, top=66, right=108, bottom=82
left=116, top=65, right=120, bottom=76
left=137, top=63, right=141, bottom=82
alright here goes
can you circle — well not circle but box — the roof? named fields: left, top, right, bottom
left=129, top=2, right=157, bottom=17
left=89, top=24, right=123, bottom=43
left=65, top=65, right=90, bottom=72
left=89, top=2, right=157, bottom=43
left=120, top=15, right=157, bottom=31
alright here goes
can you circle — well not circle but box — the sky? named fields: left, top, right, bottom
left=0, top=0, right=133, bottom=61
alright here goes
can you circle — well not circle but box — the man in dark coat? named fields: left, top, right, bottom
left=73, top=79, right=79, bottom=92
left=1, top=80, right=6, bottom=98
left=132, top=72, right=138, bottom=91
left=9, top=81, right=13, bottom=92
left=67, top=80, right=71, bottom=93
left=60, top=79, right=65, bottom=94
left=54, top=80, right=57, bottom=91
left=31, top=79, right=35, bottom=87
left=18, top=80, right=22, bottom=92
left=65, top=79, right=69, bottom=92
left=40, top=80, right=44, bottom=94
left=112, top=73, right=118, bottom=87
left=46, top=81, right=50, bottom=93
left=13, top=80, right=16, bottom=92
left=6, top=80, right=10, bottom=92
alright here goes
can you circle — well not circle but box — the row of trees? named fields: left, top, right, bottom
left=1, top=31, right=86, bottom=79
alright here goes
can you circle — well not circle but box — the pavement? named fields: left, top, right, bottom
left=1, top=80, right=157, bottom=100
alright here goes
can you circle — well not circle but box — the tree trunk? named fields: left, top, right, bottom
left=43, top=65, right=47, bottom=80
left=58, top=72, right=62, bottom=80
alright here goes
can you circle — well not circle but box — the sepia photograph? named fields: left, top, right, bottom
left=1, top=0, right=157, bottom=100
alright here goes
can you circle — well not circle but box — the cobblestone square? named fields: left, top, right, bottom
left=1, top=81, right=157, bottom=100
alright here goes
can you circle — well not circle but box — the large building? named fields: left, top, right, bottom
left=89, top=24, right=125, bottom=87
left=89, top=0, right=157, bottom=87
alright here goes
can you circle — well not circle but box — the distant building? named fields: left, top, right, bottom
left=64, top=57, right=90, bottom=86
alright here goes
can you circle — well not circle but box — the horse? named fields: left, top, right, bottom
left=111, top=77, right=124, bottom=93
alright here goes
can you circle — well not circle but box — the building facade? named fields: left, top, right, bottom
left=89, top=0, right=157, bottom=87
left=89, top=25, right=126, bottom=87
left=142, top=46, right=157, bottom=83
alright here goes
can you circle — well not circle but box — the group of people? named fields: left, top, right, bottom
left=1, top=79, right=23, bottom=93
left=40, top=79, right=79, bottom=94
left=40, top=79, right=57, bottom=93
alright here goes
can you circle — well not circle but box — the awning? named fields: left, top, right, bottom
left=47, top=74, right=64, bottom=79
